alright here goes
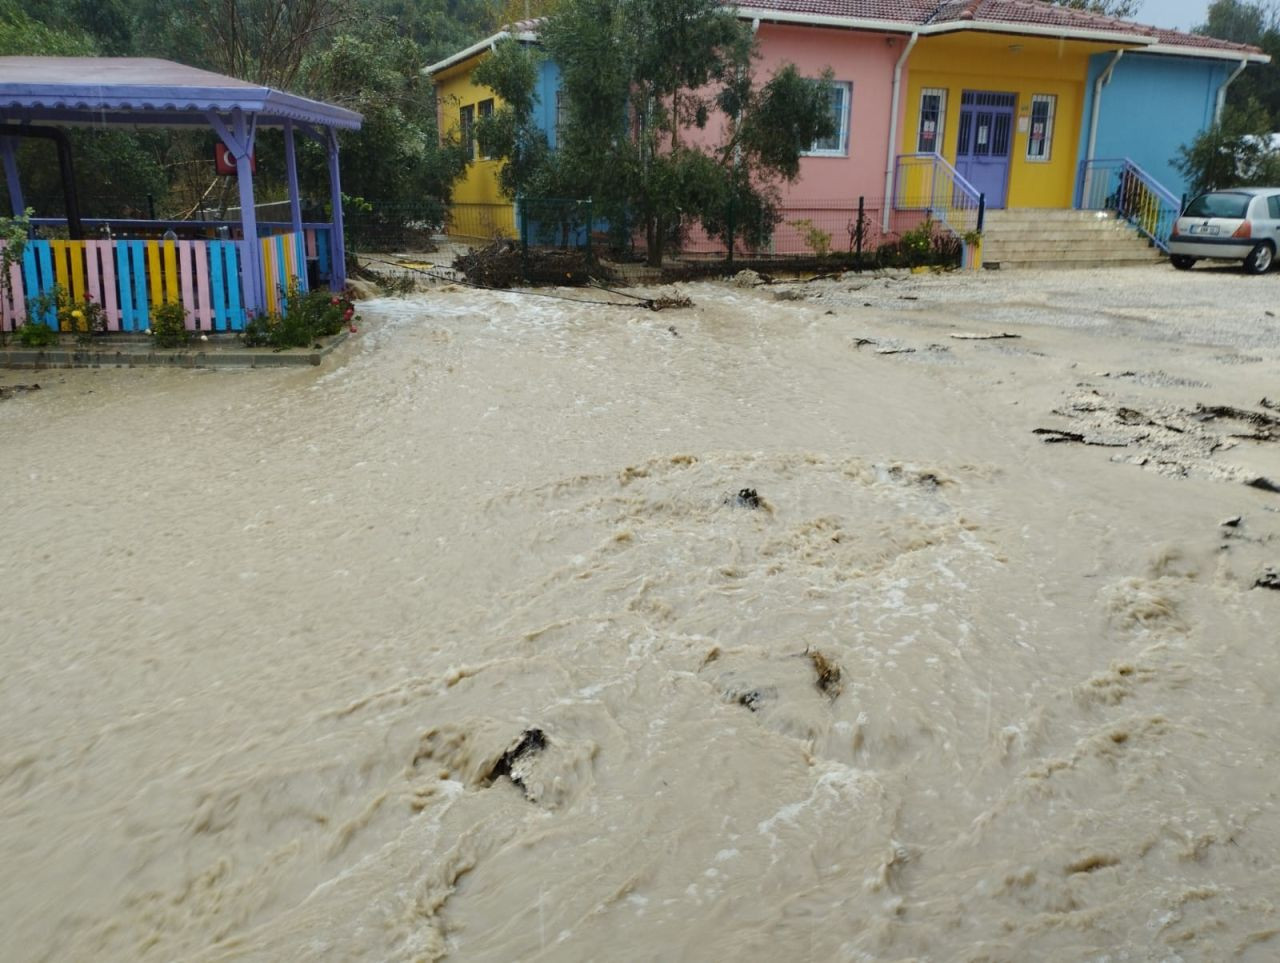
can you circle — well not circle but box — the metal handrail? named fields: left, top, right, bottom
left=1076, top=158, right=1180, bottom=251
left=893, top=152, right=986, bottom=267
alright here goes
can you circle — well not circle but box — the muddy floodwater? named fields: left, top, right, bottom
left=2, top=265, right=1279, bottom=961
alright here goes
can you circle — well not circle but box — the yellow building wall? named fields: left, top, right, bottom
left=434, top=58, right=516, bottom=239
left=903, top=35, right=1124, bottom=209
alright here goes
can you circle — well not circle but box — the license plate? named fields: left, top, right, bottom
left=1189, top=224, right=1220, bottom=235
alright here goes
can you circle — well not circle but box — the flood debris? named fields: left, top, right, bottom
left=1246, top=477, right=1280, bottom=494
left=851, top=337, right=876, bottom=349
left=806, top=648, right=843, bottom=699
left=735, top=688, right=768, bottom=712
left=0, top=383, right=40, bottom=401
left=1256, top=567, right=1280, bottom=590
left=487, top=728, right=548, bottom=797
left=949, top=332, right=1020, bottom=340
left=647, top=293, right=693, bottom=311
left=1032, top=428, right=1127, bottom=447
left=1221, top=516, right=1243, bottom=528
left=734, top=488, right=761, bottom=509
left=453, top=242, right=607, bottom=288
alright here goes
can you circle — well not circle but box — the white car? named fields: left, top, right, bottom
left=1168, top=187, right=1280, bottom=274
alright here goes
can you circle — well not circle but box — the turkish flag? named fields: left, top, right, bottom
left=215, top=143, right=257, bottom=176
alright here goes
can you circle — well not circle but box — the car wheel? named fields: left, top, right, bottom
left=1170, top=255, right=1197, bottom=271
left=1244, top=242, right=1274, bottom=274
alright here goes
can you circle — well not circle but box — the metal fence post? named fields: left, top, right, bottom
left=519, top=195, right=529, bottom=281
left=856, top=196, right=865, bottom=257
left=977, top=193, right=986, bottom=234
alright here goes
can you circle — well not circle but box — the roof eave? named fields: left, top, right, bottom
left=1142, top=44, right=1269, bottom=63
left=424, top=30, right=539, bottom=77
left=731, top=8, right=913, bottom=34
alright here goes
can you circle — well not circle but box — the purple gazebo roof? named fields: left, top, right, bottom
left=0, top=57, right=362, bottom=130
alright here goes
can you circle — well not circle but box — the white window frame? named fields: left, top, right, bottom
left=1026, top=94, right=1056, bottom=163
left=804, top=81, right=851, bottom=157
left=916, top=87, right=947, bottom=154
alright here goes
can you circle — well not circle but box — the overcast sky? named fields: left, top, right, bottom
left=1138, top=0, right=1211, bottom=32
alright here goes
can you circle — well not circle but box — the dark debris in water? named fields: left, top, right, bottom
left=1256, top=567, right=1280, bottom=590
left=487, top=728, right=547, bottom=796
left=0, top=383, right=41, bottom=401
left=734, top=689, right=768, bottom=712
left=807, top=648, right=843, bottom=699
left=735, top=488, right=761, bottom=509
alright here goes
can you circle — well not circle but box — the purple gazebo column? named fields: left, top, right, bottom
left=326, top=127, right=347, bottom=291
left=283, top=119, right=304, bottom=238
left=208, top=108, right=264, bottom=318
left=1, top=136, right=23, bottom=216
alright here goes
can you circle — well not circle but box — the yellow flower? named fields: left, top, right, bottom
left=71, top=309, right=84, bottom=319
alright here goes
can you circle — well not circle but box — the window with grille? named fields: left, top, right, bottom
left=917, top=88, right=946, bottom=154
left=1027, top=94, right=1056, bottom=162
left=477, top=99, right=494, bottom=159
left=805, top=82, right=852, bottom=156
left=459, top=104, right=475, bottom=159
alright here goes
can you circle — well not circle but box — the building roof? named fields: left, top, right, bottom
left=426, top=1, right=1268, bottom=77
left=0, top=57, right=363, bottom=130
left=734, top=0, right=1267, bottom=60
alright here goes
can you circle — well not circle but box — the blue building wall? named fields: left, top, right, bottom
left=1078, top=52, right=1231, bottom=201
left=532, top=59, right=562, bottom=147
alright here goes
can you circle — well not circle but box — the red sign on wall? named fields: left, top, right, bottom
left=215, top=143, right=257, bottom=176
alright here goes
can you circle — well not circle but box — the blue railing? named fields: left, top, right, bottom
left=1075, top=158, right=1180, bottom=252
left=893, top=153, right=985, bottom=268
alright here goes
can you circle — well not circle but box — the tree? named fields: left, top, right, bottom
left=533, top=0, right=833, bottom=266
left=471, top=39, right=551, bottom=199
left=1197, top=0, right=1279, bottom=44
left=1174, top=100, right=1280, bottom=194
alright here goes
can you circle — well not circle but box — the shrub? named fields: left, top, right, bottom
left=29, top=285, right=107, bottom=346
left=16, top=320, right=58, bottom=347
left=151, top=301, right=190, bottom=349
left=789, top=218, right=832, bottom=257
left=240, top=288, right=358, bottom=349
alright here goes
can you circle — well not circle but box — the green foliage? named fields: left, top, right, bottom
left=151, top=301, right=191, bottom=348
left=29, top=285, right=108, bottom=346
left=16, top=320, right=59, bottom=348
left=1174, top=100, right=1280, bottom=194
left=0, top=208, right=31, bottom=303
left=472, top=40, right=551, bottom=200
left=240, top=288, right=358, bottom=348
left=789, top=219, right=832, bottom=258
left=537, top=0, right=835, bottom=266
left=876, top=219, right=962, bottom=268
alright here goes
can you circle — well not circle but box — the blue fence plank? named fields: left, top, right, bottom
left=223, top=243, right=244, bottom=331
left=209, top=241, right=228, bottom=331
left=128, top=241, right=149, bottom=331
left=116, top=243, right=135, bottom=330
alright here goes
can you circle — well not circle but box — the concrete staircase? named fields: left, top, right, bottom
left=979, top=208, right=1165, bottom=270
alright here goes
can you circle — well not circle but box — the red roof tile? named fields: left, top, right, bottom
left=731, top=0, right=1264, bottom=56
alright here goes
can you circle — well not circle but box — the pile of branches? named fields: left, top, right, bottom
left=453, top=241, right=612, bottom=288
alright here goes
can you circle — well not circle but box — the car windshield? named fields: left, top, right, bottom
left=1184, top=192, right=1251, bottom=219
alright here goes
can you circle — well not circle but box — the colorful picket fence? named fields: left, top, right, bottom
left=260, top=231, right=308, bottom=316
left=0, top=236, right=313, bottom=333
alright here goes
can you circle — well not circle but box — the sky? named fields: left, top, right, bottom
left=1137, top=0, right=1211, bottom=32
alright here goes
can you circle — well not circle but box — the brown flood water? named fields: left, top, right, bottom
left=2, top=266, right=1278, bottom=961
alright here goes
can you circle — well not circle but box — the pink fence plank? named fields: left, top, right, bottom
left=178, top=241, right=198, bottom=329
left=193, top=241, right=212, bottom=330
left=96, top=240, right=119, bottom=331
left=0, top=241, right=24, bottom=327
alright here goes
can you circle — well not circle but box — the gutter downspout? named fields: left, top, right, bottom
left=1086, top=49, right=1124, bottom=167
left=883, top=31, right=919, bottom=232
left=1216, top=58, right=1249, bottom=123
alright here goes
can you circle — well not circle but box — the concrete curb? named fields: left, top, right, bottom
left=0, top=330, right=350, bottom=370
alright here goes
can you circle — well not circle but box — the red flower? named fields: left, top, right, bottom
left=330, top=297, right=340, bottom=305
left=348, top=324, right=358, bottom=333
left=343, top=308, right=354, bottom=320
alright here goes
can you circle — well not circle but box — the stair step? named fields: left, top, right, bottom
left=987, top=257, right=1168, bottom=270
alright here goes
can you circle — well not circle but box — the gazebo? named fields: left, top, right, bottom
left=0, top=57, right=362, bottom=333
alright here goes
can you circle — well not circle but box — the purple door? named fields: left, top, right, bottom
left=955, top=91, right=1016, bottom=209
